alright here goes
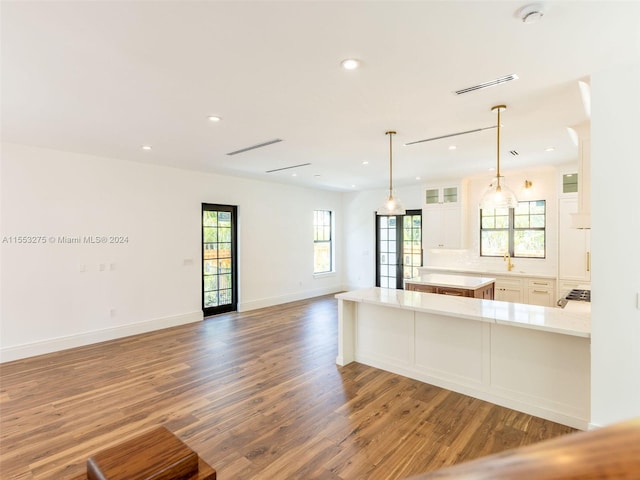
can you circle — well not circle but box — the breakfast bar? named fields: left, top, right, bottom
left=336, top=287, right=591, bottom=430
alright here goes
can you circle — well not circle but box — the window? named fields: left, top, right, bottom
left=481, top=200, right=546, bottom=258
left=313, top=210, right=333, bottom=273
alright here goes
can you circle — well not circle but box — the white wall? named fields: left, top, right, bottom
left=343, top=184, right=423, bottom=290
left=590, top=62, right=640, bottom=427
left=0, top=143, right=344, bottom=361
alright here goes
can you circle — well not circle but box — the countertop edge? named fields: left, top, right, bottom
left=418, top=266, right=557, bottom=280
left=405, top=275, right=496, bottom=289
left=336, top=288, right=590, bottom=338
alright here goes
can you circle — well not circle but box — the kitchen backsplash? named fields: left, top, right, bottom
left=423, top=248, right=557, bottom=276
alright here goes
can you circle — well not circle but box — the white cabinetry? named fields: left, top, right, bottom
left=423, top=184, right=465, bottom=249
left=419, top=268, right=557, bottom=307
left=527, top=278, right=557, bottom=307
left=559, top=197, right=591, bottom=282
left=425, top=185, right=459, bottom=205
left=494, top=276, right=524, bottom=303
left=423, top=206, right=462, bottom=249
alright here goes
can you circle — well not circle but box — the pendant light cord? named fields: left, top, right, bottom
left=386, top=130, right=396, bottom=197
left=492, top=105, right=506, bottom=190
left=496, top=107, right=501, bottom=186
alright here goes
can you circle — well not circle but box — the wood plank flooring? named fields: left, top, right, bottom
left=0, top=295, right=575, bottom=479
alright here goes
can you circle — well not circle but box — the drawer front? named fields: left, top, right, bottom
left=527, top=279, right=554, bottom=289
left=406, top=283, right=436, bottom=293
left=436, top=286, right=470, bottom=297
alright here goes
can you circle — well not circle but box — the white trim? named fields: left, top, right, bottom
left=0, top=311, right=203, bottom=363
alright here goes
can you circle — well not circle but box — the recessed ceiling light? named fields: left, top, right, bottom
left=415, top=176, right=421, bottom=180
left=545, top=146, right=555, bottom=152
left=448, top=145, right=457, bottom=150
left=489, top=167, right=496, bottom=171
left=292, top=173, right=297, bottom=177
left=351, top=184, right=356, bottom=188
left=362, top=161, right=369, bottom=165
left=517, top=3, right=545, bottom=24
left=207, top=115, right=221, bottom=122
left=142, top=145, right=152, bottom=151
left=340, top=58, right=360, bottom=70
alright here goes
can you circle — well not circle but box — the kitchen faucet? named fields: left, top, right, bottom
left=504, top=252, right=515, bottom=272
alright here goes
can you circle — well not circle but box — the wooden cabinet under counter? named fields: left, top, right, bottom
left=405, top=273, right=495, bottom=300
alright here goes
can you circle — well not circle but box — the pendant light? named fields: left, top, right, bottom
left=480, top=105, right=518, bottom=210
left=377, top=130, right=405, bottom=215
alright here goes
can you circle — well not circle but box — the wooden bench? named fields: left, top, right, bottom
left=75, top=426, right=215, bottom=480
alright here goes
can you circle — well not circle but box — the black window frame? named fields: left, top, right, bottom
left=313, top=210, right=333, bottom=274
left=375, top=209, right=422, bottom=289
left=480, top=200, right=546, bottom=259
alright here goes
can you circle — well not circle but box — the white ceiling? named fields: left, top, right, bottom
left=2, top=1, right=639, bottom=191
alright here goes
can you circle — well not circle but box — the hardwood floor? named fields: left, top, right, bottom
left=0, top=295, right=575, bottom=479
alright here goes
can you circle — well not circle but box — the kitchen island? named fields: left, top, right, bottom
left=336, top=287, right=590, bottom=429
left=405, top=273, right=495, bottom=299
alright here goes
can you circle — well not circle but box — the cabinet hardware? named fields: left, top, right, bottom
left=586, top=251, right=591, bottom=272
left=532, top=282, right=547, bottom=285
left=532, top=290, right=547, bottom=294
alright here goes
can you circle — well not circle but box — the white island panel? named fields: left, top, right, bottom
left=356, top=303, right=414, bottom=368
left=414, top=312, right=486, bottom=386
left=491, top=324, right=590, bottom=421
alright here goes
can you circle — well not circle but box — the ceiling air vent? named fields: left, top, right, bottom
left=509, top=150, right=519, bottom=156
left=226, top=138, right=283, bottom=156
left=454, top=74, right=519, bottom=95
left=266, top=163, right=311, bottom=173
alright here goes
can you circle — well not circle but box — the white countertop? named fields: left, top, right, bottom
left=418, top=265, right=556, bottom=280
left=336, top=287, right=590, bottom=338
left=563, top=300, right=591, bottom=315
left=405, top=273, right=496, bottom=289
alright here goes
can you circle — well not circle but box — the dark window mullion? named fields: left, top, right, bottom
left=395, top=216, right=403, bottom=289
left=508, top=208, right=515, bottom=257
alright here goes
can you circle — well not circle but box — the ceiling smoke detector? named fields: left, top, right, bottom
left=517, top=3, right=545, bottom=23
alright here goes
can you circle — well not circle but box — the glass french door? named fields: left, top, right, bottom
left=202, top=204, right=238, bottom=316
left=375, top=210, right=422, bottom=289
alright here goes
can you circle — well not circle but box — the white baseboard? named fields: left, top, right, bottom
left=238, top=286, right=345, bottom=312
left=0, top=311, right=203, bottom=363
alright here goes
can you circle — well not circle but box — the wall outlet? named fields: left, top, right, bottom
left=110, top=309, right=116, bottom=318
left=79, top=264, right=86, bottom=273
left=110, top=263, right=116, bottom=271
left=99, top=263, right=105, bottom=272
left=183, top=258, right=194, bottom=266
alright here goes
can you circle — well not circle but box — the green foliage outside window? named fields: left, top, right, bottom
left=481, top=201, right=545, bottom=258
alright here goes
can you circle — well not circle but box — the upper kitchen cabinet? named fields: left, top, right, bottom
left=568, top=122, right=591, bottom=228
left=425, top=185, right=460, bottom=205
left=559, top=196, right=591, bottom=283
left=422, top=183, right=466, bottom=249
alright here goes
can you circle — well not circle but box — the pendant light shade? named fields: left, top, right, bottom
left=377, top=130, right=405, bottom=216
left=480, top=105, right=518, bottom=210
